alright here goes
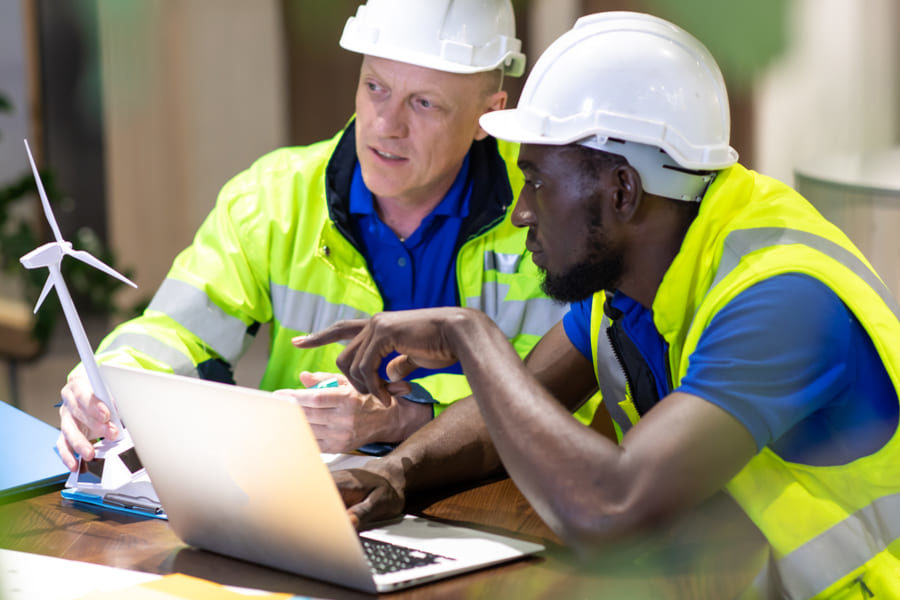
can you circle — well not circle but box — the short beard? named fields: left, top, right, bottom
left=540, top=236, right=623, bottom=303
left=539, top=145, right=628, bottom=303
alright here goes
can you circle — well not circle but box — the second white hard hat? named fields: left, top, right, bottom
left=340, top=0, right=526, bottom=77
left=480, top=12, right=739, bottom=201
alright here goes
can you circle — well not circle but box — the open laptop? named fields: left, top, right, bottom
left=99, top=364, right=544, bottom=593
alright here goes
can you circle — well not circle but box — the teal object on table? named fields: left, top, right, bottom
left=313, top=377, right=340, bottom=389
left=0, top=400, right=69, bottom=504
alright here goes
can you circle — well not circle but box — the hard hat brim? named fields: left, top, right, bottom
left=481, top=108, right=739, bottom=171
left=479, top=109, right=576, bottom=146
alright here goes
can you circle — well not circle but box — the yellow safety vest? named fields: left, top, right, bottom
left=93, top=121, right=587, bottom=420
left=590, top=163, right=900, bottom=597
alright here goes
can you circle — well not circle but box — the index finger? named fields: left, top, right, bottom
left=292, top=319, right=369, bottom=348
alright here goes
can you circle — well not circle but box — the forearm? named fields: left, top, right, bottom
left=445, top=311, right=636, bottom=547
left=367, top=394, right=501, bottom=495
left=445, top=317, right=755, bottom=550
left=301, top=308, right=754, bottom=549
left=92, top=312, right=226, bottom=376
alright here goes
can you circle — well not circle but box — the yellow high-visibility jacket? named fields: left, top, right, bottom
left=590, top=163, right=900, bottom=598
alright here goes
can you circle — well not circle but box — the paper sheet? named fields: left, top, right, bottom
left=0, top=550, right=314, bottom=600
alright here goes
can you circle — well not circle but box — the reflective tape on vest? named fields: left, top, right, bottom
left=148, top=278, right=254, bottom=363
left=99, top=332, right=200, bottom=377
left=483, top=250, right=522, bottom=274
left=465, top=281, right=567, bottom=339
left=591, top=312, right=632, bottom=433
left=271, top=282, right=374, bottom=335
left=712, top=227, right=900, bottom=320
left=748, top=491, right=900, bottom=598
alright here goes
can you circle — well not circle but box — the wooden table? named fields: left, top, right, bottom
left=0, top=478, right=768, bottom=598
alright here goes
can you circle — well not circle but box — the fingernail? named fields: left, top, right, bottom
left=292, top=336, right=306, bottom=344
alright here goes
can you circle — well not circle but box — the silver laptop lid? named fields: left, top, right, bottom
left=100, top=364, right=378, bottom=593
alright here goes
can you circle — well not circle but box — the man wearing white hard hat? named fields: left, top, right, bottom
left=300, top=12, right=900, bottom=597
left=56, top=0, right=573, bottom=466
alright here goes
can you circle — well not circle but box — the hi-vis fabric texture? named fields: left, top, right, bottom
left=589, top=163, right=900, bottom=598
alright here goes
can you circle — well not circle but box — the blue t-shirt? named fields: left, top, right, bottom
left=563, top=274, right=898, bottom=466
left=349, top=157, right=470, bottom=381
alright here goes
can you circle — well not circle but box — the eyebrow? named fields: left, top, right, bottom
left=361, top=61, right=451, bottom=104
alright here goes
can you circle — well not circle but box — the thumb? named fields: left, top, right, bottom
left=385, top=355, right=420, bottom=382
left=347, top=510, right=361, bottom=529
left=347, top=495, right=380, bottom=530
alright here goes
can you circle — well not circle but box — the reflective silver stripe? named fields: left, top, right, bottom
left=593, top=313, right=631, bottom=434
left=712, top=227, right=900, bottom=321
left=148, top=278, right=252, bottom=362
left=465, top=282, right=566, bottom=339
left=483, top=250, right=522, bottom=274
left=99, top=332, right=200, bottom=377
left=271, top=282, right=373, bottom=334
left=746, top=492, right=900, bottom=599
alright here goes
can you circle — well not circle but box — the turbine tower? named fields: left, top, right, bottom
left=19, top=138, right=136, bottom=428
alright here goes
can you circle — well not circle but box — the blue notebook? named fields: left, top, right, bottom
left=0, top=400, right=69, bottom=503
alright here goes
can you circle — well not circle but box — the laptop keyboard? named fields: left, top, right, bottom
left=360, top=537, right=454, bottom=575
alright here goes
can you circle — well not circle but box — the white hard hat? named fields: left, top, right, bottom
left=480, top=12, right=739, bottom=201
left=340, top=0, right=526, bottom=77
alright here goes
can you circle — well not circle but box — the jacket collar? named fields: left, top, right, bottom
left=651, top=164, right=751, bottom=347
left=323, top=118, right=512, bottom=255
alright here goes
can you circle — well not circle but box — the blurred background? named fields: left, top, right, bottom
left=1, top=0, right=899, bottom=425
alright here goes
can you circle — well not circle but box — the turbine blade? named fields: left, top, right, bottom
left=24, top=139, right=64, bottom=244
left=33, top=276, right=54, bottom=313
left=68, top=249, right=137, bottom=288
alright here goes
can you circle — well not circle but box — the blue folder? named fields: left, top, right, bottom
left=0, top=400, right=69, bottom=503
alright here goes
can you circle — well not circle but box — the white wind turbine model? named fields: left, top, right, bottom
left=20, top=139, right=163, bottom=516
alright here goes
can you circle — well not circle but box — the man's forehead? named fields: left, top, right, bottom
left=517, top=143, right=571, bottom=169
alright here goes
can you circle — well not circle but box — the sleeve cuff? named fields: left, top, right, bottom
left=400, top=381, right=437, bottom=405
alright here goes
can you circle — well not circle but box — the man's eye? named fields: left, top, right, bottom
left=417, top=98, right=433, bottom=109
left=525, top=180, right=543, bottom=190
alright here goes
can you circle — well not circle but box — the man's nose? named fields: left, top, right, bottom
left=375, top=99, right=408, bottom=138
left=511, top=192, right=535, bottom=228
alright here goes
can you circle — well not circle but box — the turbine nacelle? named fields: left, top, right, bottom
left=20, top=240, right=136, bottom=314
left=20, top=241, right=70, bottom=269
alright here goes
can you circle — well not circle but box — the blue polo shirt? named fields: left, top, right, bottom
left=349, top=156, right=470, bottom=381
left=563, top=274, right=898, bottom=466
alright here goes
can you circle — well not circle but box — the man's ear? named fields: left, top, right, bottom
left=473, top=90, right=508, bottom=141
left=612, top=164, right=643, bottom=223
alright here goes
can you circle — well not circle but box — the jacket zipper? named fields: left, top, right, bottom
left=606, top=326, right=636, bottom=403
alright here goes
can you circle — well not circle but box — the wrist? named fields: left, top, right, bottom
left=393, top=398, right=433, bottom=441
left=367, top=453, right=410, bottom=494
left=372, top=382, right=434, bottom=444
left=443, top=308, right=493, bottom=355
